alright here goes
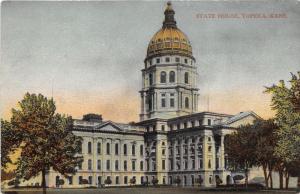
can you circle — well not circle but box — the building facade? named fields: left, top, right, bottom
left=20, top=2, right=262, bottom=188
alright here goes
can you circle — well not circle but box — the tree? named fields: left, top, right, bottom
left=130, top=177, right=136, bottom=185
left=152, top=178, right=159, bottom=186
left=265, top=72, right=300, bottom=189
left=5, top=93, right=83, bottom=194
left=104, top=177, right=112, bottom=185
left=195, top=176, right=203, bottom=187
left=252, top=119, right=278, bottom=189
left=224, top=125, right=258, bottom=188
left=1, top=120, right=22, bottom=169
left=174, top=176, right=181, bottom=186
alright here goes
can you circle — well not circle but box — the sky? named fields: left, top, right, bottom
left=1, top=0, right=300, bottom=123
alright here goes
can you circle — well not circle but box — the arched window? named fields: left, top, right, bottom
left=184, top=72, right=189, bottom=84
left=106, top=143, right=110, bottom=155
left=149, top=73, right=153, bottom=86
left=160, top=71, right=166, bottom=83
left=185, top=97, right=189, bottom=108
left=88, top=142, right=92, bottom=154
left=169, top=71, right=175, bottom=83
left=132, top=144, right=136, bottom=156
left=97, top=142, right=101, bottom=154
left=123, top=144, right=127, bottom=155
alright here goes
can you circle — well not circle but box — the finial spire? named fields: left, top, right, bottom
left=163, top=1, right=177, bottom=28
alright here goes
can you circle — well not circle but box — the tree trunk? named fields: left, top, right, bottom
left=263, top=164, right=269, bottom=189
left=285, top=173, right=289, bottom=189
left=279, top=170, right=284, bottom=189
left=269, top=171, right=273, bottom=189
left=41, top=168, right=46, bottom=194
left=245, top=168, right=248, bottom=189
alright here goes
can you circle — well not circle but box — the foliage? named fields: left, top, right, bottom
left=130, top=177, right=136, bottom=185
left=104, top=177, right=112, bottom=185
left=1, top=120, right=22, bottom=169
left=224, top=124, right=258, bottom=187
left=80, top=179, right=89, bottom=184
left=265, top=72, right=300, bottom=188
left=174, top=177, right=181, bottom=185
left=82, top=113, right=102, bottom=122
left=3, top=93, right=83, bottom=194
left=215, top=176, right=223, bottom=186
left=152, top=178, right=159, bottom=185
left=195, top=177, right=203, bottom=186
left=1, top=170, right=16, bottom=181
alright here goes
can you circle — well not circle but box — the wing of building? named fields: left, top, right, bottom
left=11, top=2, right=267, bottom=189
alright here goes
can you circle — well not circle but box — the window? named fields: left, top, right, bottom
left=132, top=144, right=135, bottom=155
left=208, top=119, right=211, bottom=126
left=165, top=57, right=170, bottom=62
left=116, top=176, right=119, bottom=184
left=140, top=145, right=144, bottom=156
left=140, top=161, right=144, bottom=171
left=156, top=58, right=160, bottom=64
left=175, top=57, right=180, bottom=62
left=177, top=124, right=180, bottom=130
left=184, top=122, right=187, bottom=128
left=162, top=149, right=165, bottom=155
left=78, top=142, right=82, bottom=154
left=106, top=143, right=110, bottom=155
left=191, top=121, right=195, bottom=127
left=124, top=176, right=128, bottom=184
left=192, top=160, right=195, bottom=169
left=132, top=161, right=136, bottom=171
left=146, top=160, right=150, bottom=171
left=98, top=176, right=102, bottom=185
left=106, top=160, right=110, bottom=170
left=161, top=93, right=166, bottom=108
left=149, top=73, right=153, bottom=85
left=97, top=142, right=101, bottom=154
left=170, top=98, right=175, bottom=108
left=184, top=72, right=189, bottom=84
left=115, top=143, right=119, bottom=155
left=208, top=146, right=212, bottom=152
left=208, top=159, right=211, bottom=169
left=88, top=159, right=92, bottom=170
left=162, top=160, right=165, bottom=170
left=184, top=58, right=188, bottom=64
left=169, top=71, right=175, bottom=82
left=185, top=97, right=189, bottom=108
left=199, top=159, right=203, bottom=169
left=124, top=160, right=127, bottom=171
left=68, top=176, right=73, bottom=185
left=160, top=71, right=166, bottom=83
left=88, top=176, right=92, bottom=185
left=123, top=144, right=127, bottom=155
left=79, top=176, right=83, bottom=185
left=161, top=125, right=165, bottom=131
left=97, top=160, right=101, bottom=170
left=88, top=142, right=92, bottom=154
left=115, top=160, right=119, bottom=171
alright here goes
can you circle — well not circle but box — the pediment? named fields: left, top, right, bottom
left=225, top=111, right=261, bottom=128
left=95, top=122, right=122, bottom=132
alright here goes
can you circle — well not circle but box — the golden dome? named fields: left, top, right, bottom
left=146, top=2, right=193, bottom=60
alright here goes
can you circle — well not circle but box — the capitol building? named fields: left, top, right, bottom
left=43, top=2, right=261, bottom=188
